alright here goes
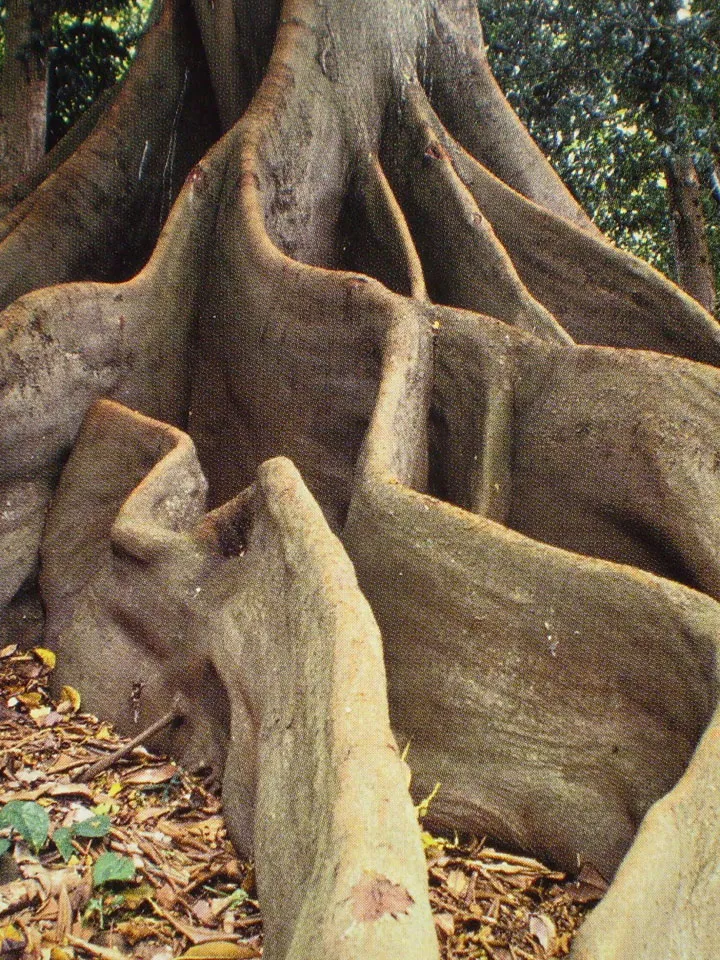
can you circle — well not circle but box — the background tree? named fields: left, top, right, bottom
left=1, top=0, right=720, bottom=957
left=0, top=0, right=147, bottom=181
left=479, top=0, right=720, bottom=314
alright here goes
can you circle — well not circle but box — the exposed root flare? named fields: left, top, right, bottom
left=1, top=1, right=720, bottom=958
left=0, top=0, right=221, bottom=310
left=383, top=86, right=572, bottom=342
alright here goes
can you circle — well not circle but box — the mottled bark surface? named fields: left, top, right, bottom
left=665, top=154, right=717, bottom=315
left=0, top=0, right=49, bottom=184
left=2, top=0, right=720, bottom=957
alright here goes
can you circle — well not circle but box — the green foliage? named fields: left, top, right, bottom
left=93, top=850, right=136, bottom=886
left=0, top=0, right=150, bottom=148
left=0, top=800, right=50, bottom=853
left=47, top=0, right=150, bottom=146
left=52, top=825, right=75, bottom=861
left=69, top=812, right=112, bottom=838
left=478, top=0, right=720, bottom=291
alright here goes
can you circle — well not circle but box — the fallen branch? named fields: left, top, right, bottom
left=78, top=702, right=185, bottom=783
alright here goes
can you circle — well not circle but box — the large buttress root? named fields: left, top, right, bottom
left=0, top=130, right=228, bottom=610
left=0, top=0, right=221, bottom=309
left=42, top=399, right=439, bottom=960
left=1, top=0, right=720, bottom=957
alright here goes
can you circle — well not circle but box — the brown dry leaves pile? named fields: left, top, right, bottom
left=0, top=646, right=604, bottom=960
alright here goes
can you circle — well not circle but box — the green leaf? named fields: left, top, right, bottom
left=0, top=837, right=11, bottom=856
left=71, top=814, right=112, bottom=839
left=223, top=888, right=250, bottom=909
left=93, top=851, right=136, bottom=887
left=0, top=801, right=50, bottom=853
left=53, top=827, right=75, bottom=862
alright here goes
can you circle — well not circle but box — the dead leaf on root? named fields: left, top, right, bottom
left=350, top=871, right=414, bottom=922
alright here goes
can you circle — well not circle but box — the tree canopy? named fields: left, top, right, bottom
left=478, top=0, right=720, bottom=308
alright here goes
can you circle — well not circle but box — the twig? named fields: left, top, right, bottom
left=149, top=899, right=253, bottom=944
left=78, top=702, right=185, bottom=782
left=67, top=934, right=128, bottom=960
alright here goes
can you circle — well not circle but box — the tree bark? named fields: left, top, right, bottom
left=0, top=1, right=720, bottom=957
left=666, top=153, right=717, bottom=315
left=0, top=0, right=49, bottom=184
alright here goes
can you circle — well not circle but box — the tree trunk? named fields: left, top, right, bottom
left=1, top=0, right=720, bottom=957
left=0, top=0, right=49, bottom=184
left=665, top=153, right=716, bottom=315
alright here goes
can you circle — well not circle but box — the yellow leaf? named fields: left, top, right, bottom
left=30, top=705, right=51, bottom=721
left=0, top=923, right=26, bottom=952
left=18, top=692, right=44, bottom=708
left=32, top=647, right=56, bottom=670
left=50, top=948, right=73, bottom=960
left=96, top=724, right=112, bottom=741
left=176, top=943, right=260, bottom=960
left=58, top=686, right=81, bottom=713
left=421, top=830, right=447, bottom=852
left=107, top=782, right=123, bottom=797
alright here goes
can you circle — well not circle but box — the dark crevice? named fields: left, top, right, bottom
left=337, top=178, right=414, bottom=296
left=427, top=401, right=451, bottom=504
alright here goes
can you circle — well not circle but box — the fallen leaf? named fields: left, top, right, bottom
left=57, top=687, right=81, bottom=714
left=571, top=862, right=610, bottom=903
left=529, top=912, right=556, bottom=951
left=445, top=868, right=469, bottom=899
left=0, top=922, right=26, bottom=958
left=155, top=883, right=178, bottom=910
left=0, top=645, right=17, bottom=658
left=30, top=705, right=52, bottom=723
left=350, top=871, right=414, bottom=922
left=192, top=898, right=216, bottom=926
left=32, top=648, right=57, bottom=670
left=434, top=911, right=455, bottom=936
left=56, top=880, right=73, bottom=942
left=17, top=692, right=44, bottom=708
left=50, top=948, right=73, bottom=960
left=122, top=764, right=178, bottom=786
left=176, top=943, right=260, bottom=960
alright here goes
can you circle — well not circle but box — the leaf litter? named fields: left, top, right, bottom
left=0, top=645, right=603, bottom=959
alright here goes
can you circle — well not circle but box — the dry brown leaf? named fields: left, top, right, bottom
left=350, top=871, right=414, bottom=922
left=155, top=884, right=178, bottom=911
left=445, top=868, right=470, bottom=899
left=55, top=882, right=73, bottom=944
left=571, top=862, right=610, bottom=904
left=122, top=764, right=178, bottom=786
left=49, top=947, right=73, bottom=960
left=529, top=911, right=556, bottom=951
left=191, top=900, right=215, bottom=927
left=17, top=693, right=44, bottom=708
left=176, top=943, right=260, bottom=960
left=0, top=922, right=26, bottom=958
left=0, top=878, right=42, bottom=914
left=0, top=645, right=17, bottom=658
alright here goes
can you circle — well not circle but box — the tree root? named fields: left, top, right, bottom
left=1, top=0, right=720, bottom=956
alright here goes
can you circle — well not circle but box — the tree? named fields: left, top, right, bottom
left=0, top=0, right=147, bottom=184
left=0, top=0, right=52, bottom=181
left=479, top=0, right=720, bottom=314
left=1, top=0, right=720, bottom=956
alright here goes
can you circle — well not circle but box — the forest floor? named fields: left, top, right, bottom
left=0, top=646, right=606, bottom=960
